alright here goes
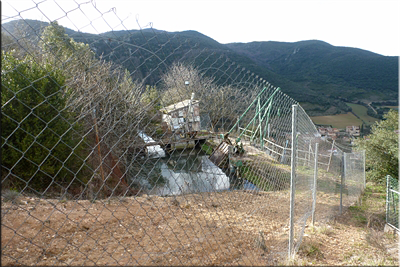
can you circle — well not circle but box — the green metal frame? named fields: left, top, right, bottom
left=227, top=87, right=280, bottom=147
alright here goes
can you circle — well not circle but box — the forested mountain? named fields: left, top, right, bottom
left=2, top=19, right=398, bottom=116
left=227, top=41, right=398, bottom=100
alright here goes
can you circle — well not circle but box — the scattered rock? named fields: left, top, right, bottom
left=171, top=199, right=180, bottom=206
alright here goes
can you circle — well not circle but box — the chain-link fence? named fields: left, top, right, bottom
left=2, top=1, right=366, bottom=265
left=386, top=175, right=399, bottom=232
left=341, top=151, right=366, bottom=211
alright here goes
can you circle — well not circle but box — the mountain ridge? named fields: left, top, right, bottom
left=2, top=19, right=398, bottom=116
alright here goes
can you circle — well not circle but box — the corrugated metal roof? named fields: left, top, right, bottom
left=160, top=99, right=199, bottom=114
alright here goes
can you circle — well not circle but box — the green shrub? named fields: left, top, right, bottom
left=354, top=110, right=398, bottom=183
left=1, top=51, right=87, bottom=194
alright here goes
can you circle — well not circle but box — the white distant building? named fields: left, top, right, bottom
left=317, top=127, right=339, bottom=138
left=346, top=125, right=360, bottom=137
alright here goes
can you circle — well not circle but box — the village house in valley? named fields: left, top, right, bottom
left=346, top=125, right=360, bottom=137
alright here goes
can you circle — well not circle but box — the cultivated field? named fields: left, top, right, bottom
left=311, top=112, right=362, bottom=129
left=311, top=103, right=381, bottom=129
left=346, top=103, right=379, bottom=125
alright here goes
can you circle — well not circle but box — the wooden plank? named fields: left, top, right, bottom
left=129, top=135, right=211, bottom=148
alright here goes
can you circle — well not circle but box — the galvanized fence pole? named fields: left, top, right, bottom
left=386, top=175, right=390, bottom=225
left=340, top=152, right=346, bottom=214
left=312, top=142, right=319, bottom=226
left=288, top=104, right=298, bottom=259
left=363, top=150, right=366, bottom=190
left=326, top=139, right=335, bottom=172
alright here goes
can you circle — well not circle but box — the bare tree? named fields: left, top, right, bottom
left=160, top=62, right=214, bottom=106
left=205, top=84, right=258, bottom=130
left=39, top=22, right=147, bottom=196
left=161, top=62, right=259, bottom=131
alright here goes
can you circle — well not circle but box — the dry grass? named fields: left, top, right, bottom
left=293, top=182, right=399, bottom=266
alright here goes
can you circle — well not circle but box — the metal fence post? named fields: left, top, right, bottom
left=326, top=139, right=335, bottom=172
left=281, top=140, right=289, bottom=164
left=288, top=104, right=298, bottom=259
left=312, top=142, right=319, bottom=226
left=340, top=152, right=346, bottom=214
left=363, top=150, right=366, bottom=190
left=386, top=175, right=390, bottom=225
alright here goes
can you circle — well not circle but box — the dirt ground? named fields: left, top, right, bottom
left=2, top=186, right=338, bottom=266
left=2, top=180, right=398, bottom=266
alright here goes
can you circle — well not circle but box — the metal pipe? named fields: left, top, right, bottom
left=312, top=143, right=319, bottom=226
left=340, top=153, right=345, bottom=214
left=363, top=150, right=366, bottom=189
left=251, top=101, right=271, bottom=142
left=288, top=104, right=298, bottom=259
left=227, top=86, right=269, bottom=135
left=238, top=87, right=280, bottom=141
left=326, top=139, right=336, bottom=172
left=386, top=175, right=390, bottom=225
left=262, top=102, right=273, bottom=147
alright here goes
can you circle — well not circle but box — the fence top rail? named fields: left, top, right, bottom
left=386, top=223, right=400, bottom=232
left=389, top=189, right=400, bottom=195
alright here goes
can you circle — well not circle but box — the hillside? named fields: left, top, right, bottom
left=227, top=41, right=398, bottom=102
left=2, top=19, right=398, bottom=116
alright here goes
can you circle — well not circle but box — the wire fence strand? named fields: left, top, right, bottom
left=1, top=1, right=366, bottom=265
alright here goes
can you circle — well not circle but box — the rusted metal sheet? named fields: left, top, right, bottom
left=209, top=141, right=230, bottom=167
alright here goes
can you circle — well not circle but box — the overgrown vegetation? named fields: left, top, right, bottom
left=1, top=22, right=262, bottom=197
left=1, top=50, right=86, bottom=193
left=200, top=143, right=213, bottom=155
left=354, top=110, right=398, bottom=183
left=1, top=22, right=148, bottom=197
left=292, top=182, right=398, bottom=266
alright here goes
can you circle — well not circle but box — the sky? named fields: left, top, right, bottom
left=2, top=0, right=400, bottom=56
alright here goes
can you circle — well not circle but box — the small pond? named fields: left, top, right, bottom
left=128, top=149, right=259, bottom=196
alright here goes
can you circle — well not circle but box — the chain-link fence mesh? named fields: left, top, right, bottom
left=313, top=139, right=344, bottom=222
left=289, top=105, right=318, bottom=256
left=386, top=175, right=399, bottom=232
left=2, top=1, right=366, bottom=265
left=342, top=151, right=366, bottom=209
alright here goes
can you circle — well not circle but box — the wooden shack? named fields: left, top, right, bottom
left=160, top=93, right=200, bottom=137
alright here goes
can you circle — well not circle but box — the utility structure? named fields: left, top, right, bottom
left=160, top=92, right=200, bottom=138
left=209, top=86, right=281, bottom=167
